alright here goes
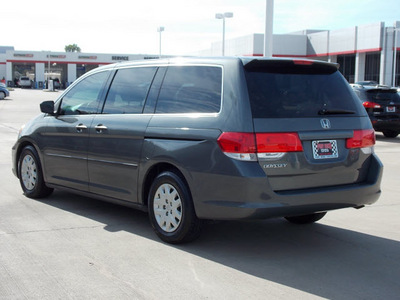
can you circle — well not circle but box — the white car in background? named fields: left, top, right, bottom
left=18, top=77, right=32, bottom=88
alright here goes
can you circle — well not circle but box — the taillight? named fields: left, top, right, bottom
left=362, top=101, right=381, bottom=108
left=217, top=132, right=303, bottom=161
left=346, top=129, right=375, bottom=149
left=217, top=132, right=257, bottom=161
left=217, top=132, right=256, bottom=153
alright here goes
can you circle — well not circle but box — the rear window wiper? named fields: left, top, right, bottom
left=318, top=108, right=356, bottom=115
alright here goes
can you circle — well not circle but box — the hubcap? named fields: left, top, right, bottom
left=153, top=183, right=182, bottom=233
left=21, top=154, right=37, bottom=191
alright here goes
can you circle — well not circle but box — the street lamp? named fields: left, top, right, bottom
left=157, top=26, right=165, bottom=58
left=264, top=0, right=274, bottom=57
left=215, top=12, right=233, bottom=56
left=393, top=26, right=399, bottom=87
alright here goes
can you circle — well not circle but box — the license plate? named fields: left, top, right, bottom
left=312, top=140, right=338, bottom=159
left=386, top=106, right=396, bottom=113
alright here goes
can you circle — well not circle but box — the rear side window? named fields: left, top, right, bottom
left=103, top=67, right=157, bottom=114
left=245, top=66, right=362, bottom=118
left=156, top=66, right=222, bottom=113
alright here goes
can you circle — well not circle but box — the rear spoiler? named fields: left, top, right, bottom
left=241, top=58, right=339, bottom=74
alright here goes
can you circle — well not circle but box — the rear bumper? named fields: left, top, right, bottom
left=371, top=116, right=400, bottom=132
left=192, top=153, right=383, bottom=220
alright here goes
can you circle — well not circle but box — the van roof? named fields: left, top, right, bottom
left=95, top=56, right=338, bottom=70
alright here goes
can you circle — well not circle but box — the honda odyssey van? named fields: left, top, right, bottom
left=12, top=57, right=383, bottom=243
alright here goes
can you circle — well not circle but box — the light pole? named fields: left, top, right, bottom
left=215, top=12, right=233, bottom=56
left=264, top=0, right=274, bottom=57
left=393, top=26, right=399, bottom=87
left=157, top=26, right=165, bottom=58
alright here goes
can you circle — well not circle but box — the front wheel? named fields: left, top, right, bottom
left=148, top=171, right=202, bottom=244
left=18, top=146, right=53, bottom=199
left=285, top=212, right=327, bottom=224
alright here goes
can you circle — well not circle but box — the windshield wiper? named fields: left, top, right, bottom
left=318, top=108, right=356, bottom=115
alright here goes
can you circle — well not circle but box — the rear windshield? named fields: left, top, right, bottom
left=365, top=90, right=400, bottom=103
left=245, top=66, right=362, bottom=118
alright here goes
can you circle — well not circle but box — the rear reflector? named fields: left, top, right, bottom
left=256, top=133, right=303, bottom=153
left=346, top=129, right=375, bottom=149
left=217, top=132, right=303, bottom=161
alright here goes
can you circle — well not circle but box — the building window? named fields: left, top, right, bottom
left=337, top=55, right=355, bottom=83
left=76, top=64, right=99, bottom=78
left=395, top=52, right=400, bottom=87
left=365, top=53, right=380, bottom=83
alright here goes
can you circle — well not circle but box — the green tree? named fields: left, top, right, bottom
left=64, top=44, right=81, bottom=52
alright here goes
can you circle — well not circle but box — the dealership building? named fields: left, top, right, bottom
left=0, top=48, right=158, bottom=89
left=1, top=21, right=399, bottom=88
left=201, top=21, right=400, bottom=86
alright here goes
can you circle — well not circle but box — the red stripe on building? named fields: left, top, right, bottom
left=6, top=60, right=112, bottom=65
left=244, top=47, right=383, bottom=58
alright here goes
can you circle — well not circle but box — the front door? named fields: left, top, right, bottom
left=42, top=70, right=110, bottom=191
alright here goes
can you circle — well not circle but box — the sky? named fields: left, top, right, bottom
left=2, top=0, right=400, bottom=56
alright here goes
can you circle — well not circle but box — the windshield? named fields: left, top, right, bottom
left=245, top=69, right=363, bottom=118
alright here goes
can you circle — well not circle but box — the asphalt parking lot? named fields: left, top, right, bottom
left=1, top=89, right=400, bottom=299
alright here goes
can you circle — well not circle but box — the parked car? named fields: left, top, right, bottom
left=354, top=80, right=379, bottom=87
left=352, top=85, right=400, bottom=138
left=12, top=57, right=383, bottom=243
left=53, top=78, right=61, bottom=89
left=0, top=83, right=10, bottom=99
left=18, top=76, right=32, bottom=88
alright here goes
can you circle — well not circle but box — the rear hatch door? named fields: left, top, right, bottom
left=244, top=59, right=374, bottom=191
left=364, top=88, right=400, bottom=117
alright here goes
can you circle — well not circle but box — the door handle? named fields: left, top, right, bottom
left=75, top=124, right=87, bottom=133
left=95, top=124, right=108, bottom=133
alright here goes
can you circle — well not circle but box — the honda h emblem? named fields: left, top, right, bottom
left=320, top=119, right=331, bottom=129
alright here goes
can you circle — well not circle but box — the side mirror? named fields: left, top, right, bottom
left=40, top=101, right=55, bottom=115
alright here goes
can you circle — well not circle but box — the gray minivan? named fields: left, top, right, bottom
left=12, top=57, right=383, bottom=243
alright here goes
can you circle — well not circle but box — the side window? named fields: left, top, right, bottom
left=102, top=67, right=157, bottom=114
left=156, top=66, right=222, bottom=113
left=59, top=71, right=109, bottom=115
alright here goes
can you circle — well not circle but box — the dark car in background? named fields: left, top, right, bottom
left=12, top=57, right=383, bottom=243
left=354, top=80, right=379, bottom=87
left=352, top=84, right=400, bottom=138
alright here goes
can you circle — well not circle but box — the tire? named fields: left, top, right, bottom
left=382, top=130, right=398, bottom=138
left=0, top=92, right=5, bottom=100
left=148, top=171, right=202, bottom=244
left=285, top=212, right=327, bottom=224
left=18, top=146, right=53, bottom=199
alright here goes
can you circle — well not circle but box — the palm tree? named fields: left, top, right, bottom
left=64, top=44, right=81, bottom=52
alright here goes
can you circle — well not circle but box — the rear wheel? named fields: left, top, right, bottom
left=285, top=212, right=326, bottom=224
left=18, top=146, right=53, bottom=198
left=148, top=171, right=202, bottom=244
left=0, top=91, right=5, bottom=100
left=382, top=130, right=398, bottom=138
